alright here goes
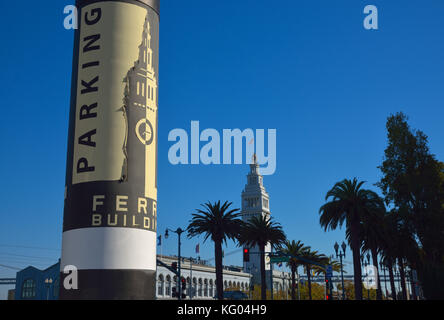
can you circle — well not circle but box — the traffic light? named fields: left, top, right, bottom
left=172, top=287, right=177, bottom=298
left=181, top=277, right=187, bottom=291
left=243, top=248, right=250, bottom=262
left=171, top=262, right=177, bottom=271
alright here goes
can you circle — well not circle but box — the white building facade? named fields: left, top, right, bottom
left=155, top=255, right=251, bottom=300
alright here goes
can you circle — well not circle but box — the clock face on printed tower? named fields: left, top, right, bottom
left=241, top=155, right=272, bottom=285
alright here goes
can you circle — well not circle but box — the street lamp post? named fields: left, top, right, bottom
left=334, top=241, right=347, bottom=300
left=165, top=227, right=185, bottom=300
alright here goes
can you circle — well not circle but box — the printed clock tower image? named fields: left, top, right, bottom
left=124, top=14, right=158, bottom=201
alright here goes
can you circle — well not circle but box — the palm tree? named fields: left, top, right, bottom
left=381, top=255, right=397, bottom=300
left=187, top=200, right=243, bottom=300
left=356, top=202, right=386, bottom=300
left=313, top=256, right=341, bottom=276
left=319, top=178, right=384, bottom=300
left=281, top=240, right=309, bottom=300
left=238, top=214, right=286, bottom=300
left=299, top=248, right=324, bottom=300
left=380, top=212, right=399, bottom=300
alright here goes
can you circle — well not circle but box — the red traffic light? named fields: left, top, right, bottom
left=243, top=248, right=250, bottom=262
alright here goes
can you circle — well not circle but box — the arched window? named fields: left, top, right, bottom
left=165, top=275, right=171, bottom=296
left=192, top=278, right=197, bottom=298
left=22, top=279, right=36, bottom=299
left=204, top=279, right=208, bottom=297
left=198, top=278, right=202, bottom=297
left=157, top=275, right=164, bottom=296
left=186, top=277, right=191, bottom=297
left=209, top=279, right=214, bottom=298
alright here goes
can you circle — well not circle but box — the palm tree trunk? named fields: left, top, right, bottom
left=410, top=270, right=417, bottom=300
left=350, top=221, right=363, bottom=300
left=387, top=259, right=396, bottom=300
left=291, top=266, right=296, bottom=300
left=371, top=248, right=382, bottom=300
left=398, top=258, right=407, bottom=300
left=260, top=244, right=266, bottom=300
left=307, top=266, right=312, bottom=300
left=215, top=240, right=224, bottom=300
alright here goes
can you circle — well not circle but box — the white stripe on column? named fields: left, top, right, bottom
left=61, top=227, right=156, bottom=271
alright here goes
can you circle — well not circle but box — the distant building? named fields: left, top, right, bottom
left=156, top=255, right=251, bottom=300
left=241, top=154, right=272, bottom=286
left=13, top=256, right=252, bottom=300
left=241, top=155, right=291, bottom=293
left=14, top=261, right=59, bottom=300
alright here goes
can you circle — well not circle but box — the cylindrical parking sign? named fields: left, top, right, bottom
left=60, top=0, right=159, bottom=299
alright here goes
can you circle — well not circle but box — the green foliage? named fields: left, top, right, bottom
left=187, top=200, right=242, bottom=244
left=319, top=178, right=383, bottom=300
left=336, top=281, right=378, bottom=300
left=238, top=215, right=286, bottom=249
left=187, top=200, right=243, bottom=300
left=298, top=282, right=327, bottom=300
left=377, top=112, right=444, bottom=299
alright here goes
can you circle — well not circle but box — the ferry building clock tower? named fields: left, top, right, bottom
left=241, top=155, right=272, bottom=285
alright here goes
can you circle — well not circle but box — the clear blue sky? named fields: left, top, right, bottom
left=0, top=0, right=443, bottom=299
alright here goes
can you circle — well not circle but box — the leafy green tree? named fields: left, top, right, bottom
left=280, top=240, right=309, bottom=300
left=319, top=178, right=383, bottom=300
left=377, top=112, right=444, bottom=299
left=238, top=215, right=286, bottom=300
left=187, top=201, right=243, bottom=300
left=298, top=282, right=327, bottom=300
